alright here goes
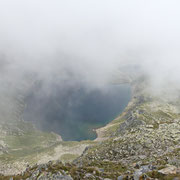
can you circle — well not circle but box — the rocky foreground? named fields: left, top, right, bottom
left=1, top=159, right=180, bottom=180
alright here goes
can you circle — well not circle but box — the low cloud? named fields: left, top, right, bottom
left=0, top=0, right=180, bottom=97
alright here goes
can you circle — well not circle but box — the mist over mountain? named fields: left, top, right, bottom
left=0, top=0, right=180, bottom=131
left=0, top=0, right=180, bottom=92
left=0, top=1, right=180, bottom=179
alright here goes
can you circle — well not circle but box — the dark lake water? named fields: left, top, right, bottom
left=24, top=83, right=131, bottom=141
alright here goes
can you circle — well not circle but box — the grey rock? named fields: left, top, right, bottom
left=98, top=168, right=104, bottom=172
left=84, top=173, right=95, bottom=178
left=117, top=175, right=124, bottom=180
left=55, top=175, right=73, bottom=180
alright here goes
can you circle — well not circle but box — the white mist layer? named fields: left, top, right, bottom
left=0, top=0, right=180, bottom=95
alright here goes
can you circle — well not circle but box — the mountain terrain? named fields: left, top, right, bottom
left=0, top=70, right=179, bottom=180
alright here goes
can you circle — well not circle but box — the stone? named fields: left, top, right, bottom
left=57, top=175, right=73, bottom=180
left=117, top=175, right=124, bottom=180
left=139, top=155, right=146, bottom=160
left=158, top=165, right=178, bottom=175
left=98, top=168, right=104, bottom=172
left=84, top=173, right=95, bottom=178
left=146, top=125, right=154, bottom=128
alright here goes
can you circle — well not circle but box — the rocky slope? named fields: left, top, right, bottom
left=0, top=72, right=180, bottom=179
left=74, top=78, right=180, bottom=179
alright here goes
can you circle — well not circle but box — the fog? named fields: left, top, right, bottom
left=0, top=1, right=180, bottom=136
left=1, top=0, right=180, bottom=89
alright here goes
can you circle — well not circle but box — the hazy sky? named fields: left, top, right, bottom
left=0, top=0, right=180, bottom=92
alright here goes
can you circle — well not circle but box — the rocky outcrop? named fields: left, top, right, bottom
left=74, top=78, right=180, bottom=179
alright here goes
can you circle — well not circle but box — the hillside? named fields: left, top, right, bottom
left=0, top=75, right=180, bottom=179
left=0, top=76, right=93, bottom=175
